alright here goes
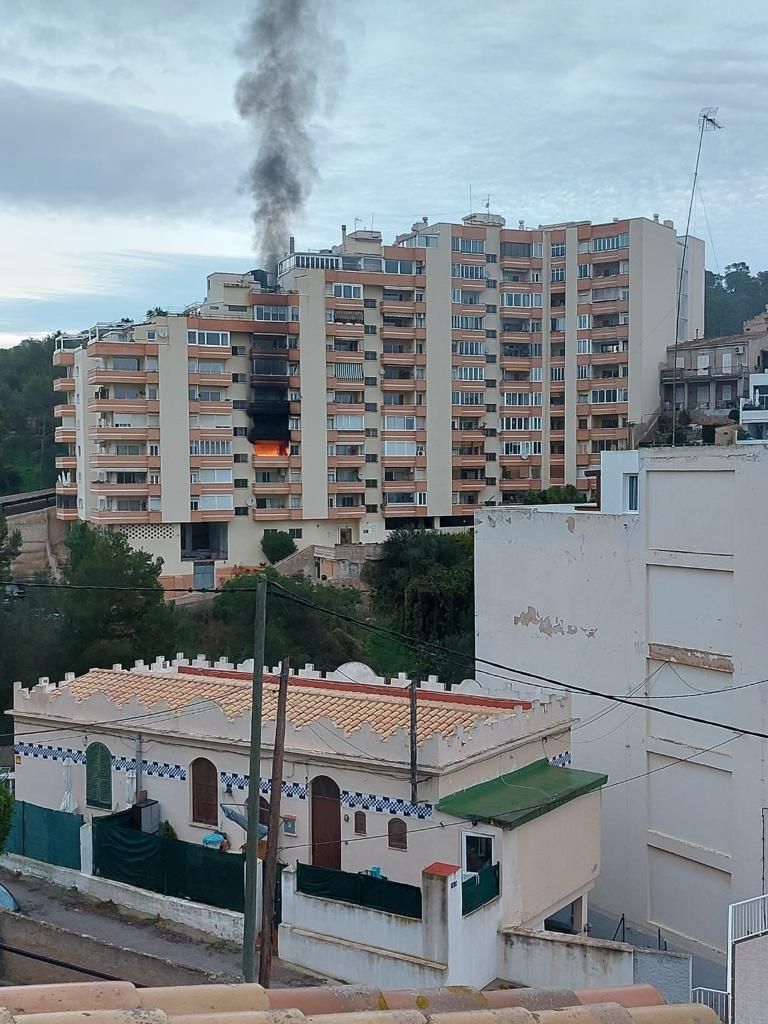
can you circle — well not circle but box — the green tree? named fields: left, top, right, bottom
left=0, top=783, right=14, bottom=855
left=260, top=530, right=297, bottom=564
left=58, top=523, right=178, bottom=674
left=704, top=263, right=768, bottom=338
left=364, top=530, right=474, bottom=684
left=201, top=568, right=364, bottom=670
left=0, top=511, right=22, bottom=581
left=0, top=335, right=59, bottom=495
left=146, top=307, right=168, bottom=318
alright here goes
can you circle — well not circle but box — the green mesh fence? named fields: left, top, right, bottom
left=93, top=814, right=245, bottom=912
left=7, top=801, right=83, bottom=870
left=461, top=862, right=500, bottom=915
left=297, top=861, right=422, bottom=919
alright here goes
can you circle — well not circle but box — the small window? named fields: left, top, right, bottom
left=234, top=453, right=249, bottom=463
left=388, top=817, right=407, bottom=850
left=86, top=742, right=112, bottom=809
left=464, top=832, right=494, bottom=873
left=626, top=473, right=639, bottom=513
left=354, top=811, right=367, bottom=835
left=191, top=757, right=218, bottom=826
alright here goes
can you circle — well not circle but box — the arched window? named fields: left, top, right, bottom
left=86, top=742, right=112, bottom=809
left=354, top=811, right=366, bottom=835
left=191, top=757, right=218, bottom=826
left=388, top=817, right=407, bottom=851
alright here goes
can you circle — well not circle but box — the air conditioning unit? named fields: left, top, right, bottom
left=416, top=446, right=426, bottom=456
left=735, top=346, right=744, bottom=354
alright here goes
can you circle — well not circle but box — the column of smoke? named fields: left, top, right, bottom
left=235, top=0, right=343, bottom=277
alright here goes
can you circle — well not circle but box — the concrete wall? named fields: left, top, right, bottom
left=0, top=905, right=219, bottom=986
left=498, top=928, right=633, bottom=990
left=425, top=225, right=453, bottom=518
left=296, top=269, right=330, bottom=521
left=732, top=932, right=768, bottom=1024
left=474, top=445, right=768, bottom=972
left=9, top=507, right=69, bottom=578
left=158, top=317, right=191, bottom=524
left=600, top=450, right=639, bottom=514
left=2, top=851, right=245, bottom=943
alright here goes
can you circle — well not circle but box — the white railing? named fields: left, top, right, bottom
left=730, top=893, right=768, bottom=943
left=691, top=988, right=729, bottom=1022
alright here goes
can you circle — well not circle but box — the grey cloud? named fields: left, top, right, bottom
left=0, top=78, right=247, bottom=215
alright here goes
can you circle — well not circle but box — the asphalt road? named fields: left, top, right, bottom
left=0, top=867, right=323, bottom=988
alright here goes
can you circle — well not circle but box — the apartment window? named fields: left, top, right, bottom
left=335, top=415, right=365, bottom=431
left=190, top=440, right=231, bottom=455
left=384, top=259, right=415, bottom=275
left=231, top=373, right=247, bottom=383
left=551, top=267, right=565, bottom=282
left=289, top=495, right=302, bottom=509
left=577, top=365, right=591, bottom=379
left=232, top=345, right=247, bottom=356
left=199, top=494, right=234, bottom=510
left=365, top=453, right=378, bottom=463
left=365, top=427, right=378, bottom=437
left=233, top=453, right=249, bottom=463
left=625, top=474, right=639, bottom=513
left=85, top=742, right=112, bottom=809
left=148, top=443, right=159, bottom=457
left=332, top=283, right=362, bottom=299
left=452, top=236, right=485, bottom=253
left=577, top=314, right=591, bottom=330
left=503, top=440, right=542, bottom=456
left=233, top=400, right=247, bottom=410
left=452, top=391, right=484, bottom=406
left=451, top=263, right=485, bottom=280
left=577, top=263, right=592, bottom=279
left=550, top=367, right=565, bottom=381
left=253, top=305, right=288, bottom=321
left=363, top=298, right=377, bottom=309
left=501, top=293, right=543, bottom=308
left=233, top=426, right=248, bottom=437
left=197, top=468, right=232, bottom=484
left=551, top=317, right=566, bottom=332
left=592, top=232, right=629, bottom=252
left=500, top=416, right=542, bottom=431
left=529, top=367, right=543, bottom=382
left=452, top=315, right=484, bottom=330
left=188, top=330, right=230, bottom=346
left=289, top=416, right=301, bottom=430
left=234, top=478, right=248, bottom=488
left=384, top=441, right=417, bottom=456
left=146, top=330, right=156, bottom=341
left=591, top=388, right=628, bottom=404
left=453, top=366, right=485, bottom=381
left=455, top=340, right=485, bottom=355
left=577, top=339, right=592, bottom=354
left=235, top=506, right=248, bottom=516
left=364, top=402, right=377, bottom=412
left=290, top=443, right=301, bottom=455
left=500, top=241, right=532, bottom=258
left=288, top=528, right=303, bottom=539
left=551, top=242, right=566, bottom=257
left=364, top=325, right=377, bottom=335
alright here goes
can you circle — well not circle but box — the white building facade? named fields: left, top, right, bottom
left=474, top=445, right=768, bottom=972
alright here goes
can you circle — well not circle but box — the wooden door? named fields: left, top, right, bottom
left=311, top=775, right=341, bottom=869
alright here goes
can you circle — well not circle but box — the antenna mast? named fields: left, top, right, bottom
left=671, top=107, right=722, bottom=446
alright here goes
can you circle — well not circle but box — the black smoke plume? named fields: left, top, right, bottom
left=235, top=0, right=342, bottom=274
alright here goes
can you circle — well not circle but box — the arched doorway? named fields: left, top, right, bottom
left=311, top=775, right=341, bottom=869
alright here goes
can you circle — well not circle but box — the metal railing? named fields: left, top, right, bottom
left=730, top=892, right=768, bottom=942
left=691, top=988, right=729, bottom=1022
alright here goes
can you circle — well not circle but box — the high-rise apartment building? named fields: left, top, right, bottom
left=53, top=213, right=704, bottom=588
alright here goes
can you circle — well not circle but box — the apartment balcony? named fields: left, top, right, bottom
left=660, top=365, right=744, bottom=382
left=576, top=453, right=592, bottom=467
left=55, top=427, right=77, bottom=444
left=53, top=349, right=76, bottom=367
left=380, top=300, right=416, bottom=316
left=55, top=506, right=80, bottom=521
left=251, top=506, right=300, bottom=521
left=188, top=400, right=232, bottom=417
left=92, top=481, right=155, bottom=498
left=380, top=377, right=415, bottom=390
left=328, top=454, right=366, bottom=468
left=252, top=480, right=291, bottom=495
left=55, top=481, right=77, bottom=496
left=500, top=355, right=534, bottom=372
left=452, top=453, right=486, bottom=468
left=252, top=453, right=291, bottom=468
left=88, top=398, right=158, bottom=416
left=54, top=403, right=75, bottom=419
left=380, top=350, right=416, bottom=366
left=189, top=455, right=232, bottom=470
left=590, top=427, right=628, bottom=441
left=90, top=454, right=156, bottom=470
left=87, top=368, right=154, bottom=386
left=329, top=479, right=365, bottom=493
left=53, top=377, right=76, bottom=393
left=89, top=425, right=159, bottom=442
left=55, top=455, right=77, bottom=470
left=188, top=371, right=233, bottom=387
left=88, top=340, right=153, bottom=359
left=90, top=508, right=160, bottom=524
left=591, top=325, right=628, bottom=340
left=452, top=476, right=485, bottom=490
left=739, top=403, right=768, bottom=425
left=592, top=348, right=629, bottom=365
left=329, top=504, right=366, bottom=518
left=380, top=325, right=416, bottom=340
left=590, top=402, right=629, bottom=417
left=328, top=402, right=365, bottom=416
left=452, top=427, right=485, bottom=440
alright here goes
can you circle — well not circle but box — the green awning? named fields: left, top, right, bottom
left=436, top=758, right=607, bottom=831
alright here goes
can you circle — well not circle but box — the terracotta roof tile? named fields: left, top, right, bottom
left=56, top=668, right=520, bottom=746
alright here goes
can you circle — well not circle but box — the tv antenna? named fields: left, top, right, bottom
left=671, top=108, right=723, bottom=446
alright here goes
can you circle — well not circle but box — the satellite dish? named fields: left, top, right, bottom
left=246, top=496, right=257, bottom=507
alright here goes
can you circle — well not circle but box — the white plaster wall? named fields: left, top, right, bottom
left=600, top=450, right=639, bottom=514
left=497, top=928, right=633, bottom=990
left=424, top=225, right=453, bottom=518
left=158, top=317, right=191, bottom=523
left=295, top=270, right=329, bottom=520
left=475, top=445, right=768, bottom=963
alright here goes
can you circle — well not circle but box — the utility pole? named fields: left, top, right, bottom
left=409, top=679, right=418, bottom=806
left=259, top=656, right=290, bottom=988
left=242, top=575, right=267, bottom=983
left=134, top=733, right=143, bottom=803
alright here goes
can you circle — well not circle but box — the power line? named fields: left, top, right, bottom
left=6, top=575, right=768, bottom=741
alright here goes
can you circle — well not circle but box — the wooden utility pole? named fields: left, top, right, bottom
left=259, top=655, right=290, bottom=988
left=242, top=575, right=267, bottom=983
left=409, top=679, right=418, bottom=806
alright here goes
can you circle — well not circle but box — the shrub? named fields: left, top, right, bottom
left=260, top=531, right=297, bottom=564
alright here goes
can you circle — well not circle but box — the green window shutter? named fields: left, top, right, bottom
left=86, top=743, right=112, bottom=809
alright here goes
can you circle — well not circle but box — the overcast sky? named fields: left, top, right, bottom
left=0, top=0, right=765, bottom=347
